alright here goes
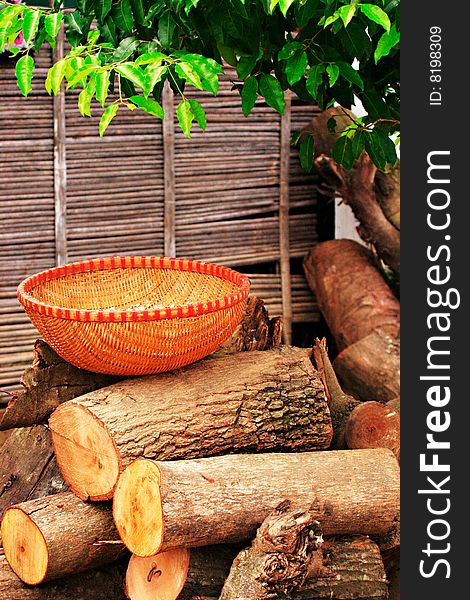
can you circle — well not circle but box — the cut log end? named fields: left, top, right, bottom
left=114, top=459, right=163, bottom=557
left=125, top=549, right=190, bottom=600
left=1, top=507, right=49, bottom=585
left=49, top=403, right=120, bottom=501
left=345, top=401, right=400, bottom=460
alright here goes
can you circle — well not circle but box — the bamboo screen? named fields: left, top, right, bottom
left=0, top=52, right=322, bottom=396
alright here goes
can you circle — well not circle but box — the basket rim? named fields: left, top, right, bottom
left=17, top=256, right=250, bottom=323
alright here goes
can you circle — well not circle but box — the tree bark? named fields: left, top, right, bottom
left=112, top=449, right=400, bottom=557
left=49, top=347, right=332, bottom=501
left=312, top=338, right=359, bottom=449
left=0, top=555, right=127, bottom=600
left=303, top=240, right=400, bottom=351
left=219, top=504, right=326, bottom=600
left=0, top=340, right=119, bottom=431
left=0, top=425, right=68, bottom=519
left=345, top=402, right=400, bottom=461
left=1, top=492, right=125, bottom=584
left=333, top=332, right=400, bottom=402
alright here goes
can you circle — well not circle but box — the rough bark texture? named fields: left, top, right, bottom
left=0, top=425, right=68, bottom=519
left=312, top=338, right=359, bottom=449
left=303, top=240, right=400, bottom=351
left=333, top=332, right=400, bottom=403
left=0, top=340, right=118, bottom=431
left=219, top=504, right=326, bottom=600
left=0, top=555, right=127, bottom=600
left=375, top=166, right=400, bottom=231
left=49, top=347, right=332, bottom=501
left=214, top=296, right=282, bottom=354
left=1, top=492, right=125, bottom=584
left=345, top=402, right=400, bottom=461
left=113, top=449, right=400, bottom=557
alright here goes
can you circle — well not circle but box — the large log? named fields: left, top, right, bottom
left=303, top=240, right=400, bottom=351
left=1, top=492, right=125, bottom=584
left=345, top=401, right=400, bottom=461
left=0, top=340, right=118, bottom=431
left=0, top=425, right=67, bottom=519
left=333, top=332, right=400, bottom=402
left=220, top=504, right=326, bottom=600
left=0, top=555, right=127, bottom=600
left=113, top=449, right=400, bottom=557
left=49, top=348, right=333, bottom=501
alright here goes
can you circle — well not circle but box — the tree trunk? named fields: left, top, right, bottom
left=303, top=240, right=400, bottom=351
left=219, top=504, right=325, bottom=600
left=0, top=555, right=127, bottom=600
left=113, top=449, right=400, bottom=557
left=345, top=402, right=400, bottom=461
left=49, top=348, right=332, bottom=501
left=333, top=332, right=400, bottom=402
left=126, top=546, right=240, bottom=600
left=0, top=340, right=119, bottom=431
left=1, top=492, right=125, bottom=584
left=0, top=425, right=68, bottom=518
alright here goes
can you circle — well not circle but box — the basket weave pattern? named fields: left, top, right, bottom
left=18, top=256, right=250, bottom=375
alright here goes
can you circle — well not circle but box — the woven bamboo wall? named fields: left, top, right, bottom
left=0, top=50, right=321, bottom=395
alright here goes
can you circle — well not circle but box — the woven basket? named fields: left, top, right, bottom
left=17, top=256, right=250, bottom=375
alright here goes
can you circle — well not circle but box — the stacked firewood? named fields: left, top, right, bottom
left=0, top=275, right=400, bottom=599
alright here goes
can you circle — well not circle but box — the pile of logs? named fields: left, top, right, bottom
left=0, top=274, right=400, bottom=599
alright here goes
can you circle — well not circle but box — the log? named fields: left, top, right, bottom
left=49, top=347, right=333, bottom=501
left=333, top=332, right=400, bottom=402
left=127, top=546, right=239, bottom=600
left=0, top=425, right=67, bottom=519
left=0, top=340, right=118, bottom=431
left=0, top=555, right=127, bottom=600
left=1, top=492, right=126, bottom=584
left=345, top=401, right=400, bottom=461
left=312, top=338, right=359, bottom=448
left=303, top=240, right=400, bottom=351
left=112, top=449, right=400, bottom=557
left=219, top=503, right=326, bottom=600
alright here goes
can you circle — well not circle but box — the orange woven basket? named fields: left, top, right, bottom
left=17, top=256, right=250, bottom=376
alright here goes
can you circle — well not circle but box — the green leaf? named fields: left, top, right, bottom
left=294, top=0, right=317, bottom=29
left=278, top=41, right=303, bottom=61
left=375, top=129, right=398, bottom=166
left=112, top=37, right=139, bottom=62
left=181, top=55, right=222, bottom=95
left=144, top=64, right=167, bottom=96
left=112, top=0, right=134, bottom=33
left=241, top=75, right=258, bottom=117
left=15, top=54, right=34, bottom=97
left=115, top=63, right=146, bottom=91
left=332, top=135, right=355, bottom=170
left=130, top=0, right=146, bottom=25
left=326, top=64, right=340, bottom=87
left=136, top=52, right=167, bottom=66
left=339, top=20, right=372, bottom=60
left=299, top=135, right=314, bottom=171
left=337, top=61, right=364, bottom=89
left=66, top=65, right=98, bottom=90
left=217, top=43, right=237, bottom=67
left=237, top=55, right=258, bottom=80
left=285, top=50, right=308, bottom=85
left=306, top=64, right=325, bottom=101
left=22, top=8, right=41, bottom=45
left=95, top=0, right=113, bottom=22
left=279, top=0, right=295, bottom=17
left=77, top=75, right=97, bottom=117
left=374, top=23, right=400, bottom=63
left=45, top=58, right=67, bottom=95
left=337, top=4, right=356, bottom=28
left=99, top=16, right=118, bottom=45
left=290, top=129, right=301, bottom=146
left=175, top=61, right=203, bottom=90
left=364, top=132, right=387, bottom=170
left=327, top=117, right=337, bottom=133
left=259, top=73, right=285, bottom=115
left=158, top=11, right=177, bottom=49
left=44, top=12, right=63, bottom=39
left=189, top=98, right=206, bottom=131
left=177, top=100, right=194, bottom=138
left=129, top=95, right=164, bottom=118
left=99, top=103, right=119, bottom=136
left=360, top=4, right=391, bottom=32
left=351, top=129, right=366, bottom=160
left=96, top=70, right=111, bottom=107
